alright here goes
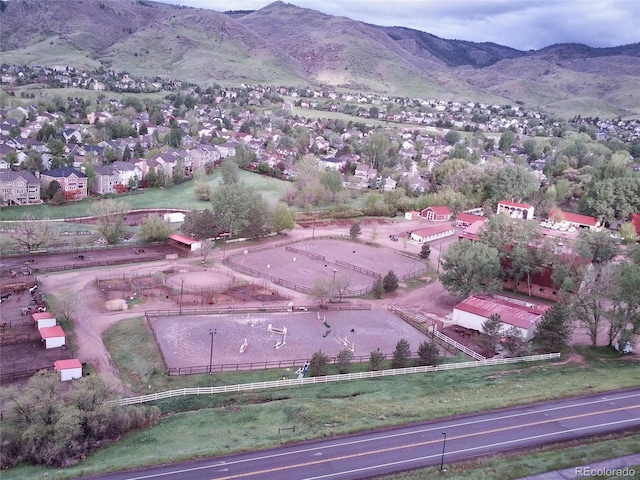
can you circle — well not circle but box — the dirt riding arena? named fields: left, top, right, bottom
left=227, top=238, right=427, bottom=296
left=149, top=309, right=436, bottom=374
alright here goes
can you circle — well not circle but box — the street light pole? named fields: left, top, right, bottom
left=440, top=432, right=447, bottom=472
left=332, top=268, right=337, bottom=300
left=222, top=217, right=234, bottom=261
left=209, top=328, right=216, bottom=374
left=179, top=277, right=185, bottom=314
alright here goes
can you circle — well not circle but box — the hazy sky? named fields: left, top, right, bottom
left=157, top=0, right=640, bottom=51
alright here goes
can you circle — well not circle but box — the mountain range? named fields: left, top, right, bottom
left=2, top=0, right=640, bottom=118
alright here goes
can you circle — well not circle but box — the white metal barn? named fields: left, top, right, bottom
left=452, top=295, right=547, bottom=341
left=39, top=325, right=66, bottom=349
left=54, top=359, right=83, bottom=381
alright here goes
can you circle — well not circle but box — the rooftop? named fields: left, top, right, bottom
left=454, top=295, right=548, bottom=329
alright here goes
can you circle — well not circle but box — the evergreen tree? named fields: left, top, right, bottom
left=371, top=278, right=384, bottom=299
left=383, top=270, right=399, bottom=293
left=391, top=338, right=411, bottom=368
left=145, top=166, right=157, bottom=187
left=417, top=340, right=441, bottom=366
left=349, top=222, right=362, bottom=240
left=480, top=313, right=504, bottom=353
left=419, top=243, right=431, bottom=260
left=368, top=349, right=385, bottom=371
left=533, top=302, right=573, bottom=353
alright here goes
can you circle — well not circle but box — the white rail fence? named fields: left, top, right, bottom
left=387, top=305, right=486, bottom=361
left=106, top=353, right=561, bottom=406
left=430, top=327, right=487, bottom=361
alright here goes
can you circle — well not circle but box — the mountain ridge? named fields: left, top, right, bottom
left=1, top=0, right=639, bottom=117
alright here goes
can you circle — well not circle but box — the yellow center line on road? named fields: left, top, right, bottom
left=213, top=404, right=640, bottom=479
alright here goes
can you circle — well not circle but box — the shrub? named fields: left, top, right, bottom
left=308, top=350, right=330, bottom=377
left=368, top=349, right=385, bottom=371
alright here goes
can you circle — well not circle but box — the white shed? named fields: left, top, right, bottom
left=164, top=212, right=185, bottom=223
left=39, top=325, right=66, bottom=349
left=54, top=358, right=83, bottom=381
left=32, top=312, right=56, bottom=329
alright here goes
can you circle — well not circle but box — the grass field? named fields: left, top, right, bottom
left=4, top=316, right=640, bottom=479
left=378, top=434, right=640, bottom=480
left=0, top=170, right=290, bottom=221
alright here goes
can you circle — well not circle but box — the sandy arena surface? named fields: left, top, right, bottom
left=150, top=309, right=431, bottom=371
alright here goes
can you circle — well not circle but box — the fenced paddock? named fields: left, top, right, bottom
left=147, top=308, right=431, bottom=373
left=107, top=353, right=562, bottom=405
left=225, top=238, right=427, bottom=297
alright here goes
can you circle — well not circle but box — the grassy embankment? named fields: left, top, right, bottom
left=0, top=169, right=288, bottom=222
left=5, top=316, right=638, bottom=480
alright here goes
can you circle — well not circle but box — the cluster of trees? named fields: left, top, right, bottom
left=306, top=338, right=441, bottom=377
left=1, top=372, right=160, bottom=468
left=440, top=215, right=640, bottom=352
left=189, top=157, right=294, bottom=239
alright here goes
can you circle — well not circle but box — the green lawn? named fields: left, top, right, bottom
left=378, top=434, right=640, bottom=480
left=0, top=170, right=290, bottom=221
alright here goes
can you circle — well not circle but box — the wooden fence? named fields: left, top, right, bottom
left=169, top=350, right=389, bottom=376
left=107, top=353, right=561, bottom=405
left=335, top=260, right=381, bottom=278
left=387, top=305, right=485, bottom=360
left=1, top=367, right=54, bottom=383
left=285, top=245, right=325, bottom=261
left=144, top=302, right=371, bottom=319
left=0, top=332, right=43, bottom=346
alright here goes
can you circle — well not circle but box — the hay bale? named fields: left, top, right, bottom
left=105, top=298, right=128, bottom=311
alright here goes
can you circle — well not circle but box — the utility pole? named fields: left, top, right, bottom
left=222, top=217, right=234, bottom=261
left=440, top=432, right=447, bottom=472
left=179, top=277, right=185, bottom=314
left=209, top=328, right=216, bottom=374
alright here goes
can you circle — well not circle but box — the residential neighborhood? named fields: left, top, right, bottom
left=1, top=57, right=639, bottom=480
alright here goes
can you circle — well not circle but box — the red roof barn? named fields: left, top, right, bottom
left=420, top=206, right=453, bottom=221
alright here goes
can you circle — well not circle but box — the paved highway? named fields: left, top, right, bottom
left=87, top=389, right=640, bottom=480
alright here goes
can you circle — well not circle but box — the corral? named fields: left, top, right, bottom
left=147, top=309, right=434, bottom=375
left=225, top=238, right=427, bottom=296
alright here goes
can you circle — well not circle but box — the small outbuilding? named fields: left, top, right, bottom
left=54, top=358, right=83, bottom=381
left=410, top=224, right=456, bottom=243
left=164, top=212, right=185, bottom=223
left=39, top=325, right=66, bottom=349
left=168, top=233, right=202, bottom=252
left=32, top=312, right=56, bottom=329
